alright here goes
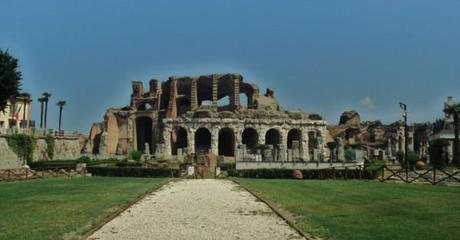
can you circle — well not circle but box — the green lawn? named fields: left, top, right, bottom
left=236, top=179, right=460, bottom=240
left=0, top=177, right=170, bottom=240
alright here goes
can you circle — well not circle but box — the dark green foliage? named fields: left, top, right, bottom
left=406, top=151, right=419, bottom=166
left=116, top=160, right=142, bottom=167
left=365, top=159, right=385, bottom=171
left=129, top=150, right=143, bottom=161
left=218, top=163, right=236, bottom=171
left=396, top=151, right=404, bottom=162
left=6, top=134, right=36, bottom=163
left=0, top=49, right=22, bottom=111
left=429, top=139, right=449, bottom=167
left=344, top=148, right=355, bottom=161
left=44, top=135, right=55, bottom=160
left=228, top=168, right=377, bottom=180
left=87, top=167, right=179, bottom=177
left=76, top=156, right=91, bottom=163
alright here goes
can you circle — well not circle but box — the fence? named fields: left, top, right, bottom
left=378, top=165, right=460, bottom=185
left=0, top=167, right=86, bottom=182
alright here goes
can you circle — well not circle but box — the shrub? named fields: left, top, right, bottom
left=129, top=150, right=143, bottom=161
left=228, top=168, right=377, bottom=180
left=396, top=151, right=405, bottom=163
left=429, top=139, right=449, bottom=167
left=406, top=151, right=419, bottom=167
left=6, top=134, right=36, bottom=163
left=116, top=160, right=142, bottom=167
left=87, top=167, right=179, bottom=177
left=345, top=149, right=355, bottom=161
left=76, top=156, right=91, bottom=163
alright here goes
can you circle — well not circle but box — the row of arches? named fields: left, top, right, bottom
left=170, top=127, right=316, bottom=157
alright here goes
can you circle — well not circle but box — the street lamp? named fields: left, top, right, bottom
left=399, top=102, right=409, bottom=182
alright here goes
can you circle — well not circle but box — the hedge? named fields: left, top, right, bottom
left=87, top=167, right=179, bottom=178
left=227, top=168, right=379, bottom=180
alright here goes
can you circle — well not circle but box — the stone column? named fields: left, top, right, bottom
left=188, top=128, right=195, bottom=154
left=281, top=129, right=288, bottom=162
left=302, top=130, right=309, bottom=161
left=212, top=75, right=218, bottom=107
left=230, top=78, right=240, bottom=108
left=190, top=79, right=198, bottom=110
left=163, top=127, right=172, bottom=157
left=211, top=127, right=219, bottom=155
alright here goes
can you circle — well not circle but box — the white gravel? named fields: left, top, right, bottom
left=88, top=179, right=304, bottom=240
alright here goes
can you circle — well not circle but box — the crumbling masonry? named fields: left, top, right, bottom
left=87, top=73, right=329, bottom=162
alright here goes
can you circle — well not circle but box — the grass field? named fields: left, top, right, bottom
left=0, top=177, right=170, bottom=240
left=236, top=179, right=460, bottom=240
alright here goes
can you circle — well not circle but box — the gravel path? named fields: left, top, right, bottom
left=88, top=179, right=304, bottom=240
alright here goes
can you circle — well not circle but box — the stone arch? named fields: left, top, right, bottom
left=265, top=128, right=281, bottom=146
left=171, top=127, right=188, bottom=155
left=195, top=127, right=211, bottom=154
left=308, top=131, right=318, bottom=156
left=242, top=127, right=258, bottom=153
left=218, top=127, right=235, bottom=157
left=136, top=116, right=153, bottom=152
left=287, top=128, right=302, bottom=149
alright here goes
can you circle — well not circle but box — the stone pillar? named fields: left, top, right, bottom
left=301, top=130, right=309, bottom=161
left=166, top=78, right=178, bottom=119
left=188, top=129, right=195, bottom=154
left=190, top=79, right=198, bottom=110
left=230, top=78, right=240, bottom=108
left=163, top=128, right=172, bottom=157
left=212, top=75, right=218, bottom=107
left=211, top=127, right=219, bottom=155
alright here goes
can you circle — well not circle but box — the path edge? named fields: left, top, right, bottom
left=81, top=178, right=178, bottom=240
left=230, top=178, right=314, bottom=240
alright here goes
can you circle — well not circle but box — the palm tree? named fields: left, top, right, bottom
left=42, top=92, right=51, bottom=129
left=56, top=100, right=66, bottom=132
left=444, top=102, right=460, bottom=166
left=38, top=97, right=46, bottom=128
left=19, top=92, right=31, bottom=128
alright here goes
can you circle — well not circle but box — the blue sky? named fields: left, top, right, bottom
left=1, top=0, right=459, bottom=133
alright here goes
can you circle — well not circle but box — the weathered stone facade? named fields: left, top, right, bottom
left=88, top=73, right=329, bottom=161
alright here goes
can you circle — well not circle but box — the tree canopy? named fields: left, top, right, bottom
left=0, top=49, right=22, bottom=111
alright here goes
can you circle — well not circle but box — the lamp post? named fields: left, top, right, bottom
left=399, top=102, right=409, bottom=182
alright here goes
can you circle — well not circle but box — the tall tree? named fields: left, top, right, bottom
left=42, top=92, right=51, bottom=129
left=0, top=49, right=22, bottom=111
left=444, top=102, right=460, bottom=165
left=56, top=100, right=66, bottom=132
left=38, top=97, right=46, bottom=128
left=19, top=92, right=31, bottom=128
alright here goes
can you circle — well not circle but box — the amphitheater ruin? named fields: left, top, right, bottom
left=86, top=73, right=338, bottom=165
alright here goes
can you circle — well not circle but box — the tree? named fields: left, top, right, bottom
left=19, top=92, right=31, bottom=128
left=56, top=100, right=66, bottom=131
left=42, top=92, right=51, bottom=129
left=38, top=97, right=46, bottom=128
left=444, top=102, right=460, bottom=166
left=0, top=49, right=22, bottom=111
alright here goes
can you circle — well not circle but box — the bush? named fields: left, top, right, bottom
left=76, top=156, right=91, bottom=163
left=6, top=134, right=36, bottom=163
left=228, top=168, right=377, bottom=180
left=429, top=139, right=449, bottom=167
left=396, top=151, right=404, bottom=163
left=129, top=150, right=143, bottom=161
left=345, top=149, right=355, bottom=161
left=116, top=160, right=142, bottom=167
left=87, top=167, right=179, bottom=177
left=406, top=151, right=419, bottom=167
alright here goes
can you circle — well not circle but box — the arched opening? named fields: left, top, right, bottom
left=287, top=129, right=302, bottom=149
left=137, top=102, right=153, bottom=111
left=195, top=128, right=211, bottom=154
left=242, top=128, right=258, bottom=153
left=218, top=128, right=235, bottom=156
left=239, top=93, right=249, bottom=108
left=136, top=117, right=153, bottom=152
left=171, top=127, right=188, bottom=155
left=217, top=96, right=230, bottom=106
left=265, top=129, right=281, bottom=146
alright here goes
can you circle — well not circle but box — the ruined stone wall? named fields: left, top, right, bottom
left=0, top=136, right=81, bottom=169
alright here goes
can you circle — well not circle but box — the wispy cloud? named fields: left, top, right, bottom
left=361, top=96, right=376, bottom=110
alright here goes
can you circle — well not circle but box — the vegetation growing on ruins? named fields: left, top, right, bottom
left=129, top=150, right=142, bottom=161
left=236, top=178, right=460, bottom=240
left=45, top=134, right=55, bottom=160
left=0, top=177, right=170, bottom=239
left=6, top=134, right=36, bottom=163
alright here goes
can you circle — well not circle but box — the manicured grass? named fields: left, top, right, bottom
left=236, top=179, right=460, bottom=240
left=0, top=177, right=170, bottom=240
